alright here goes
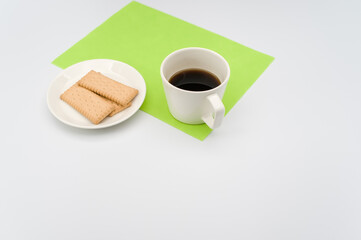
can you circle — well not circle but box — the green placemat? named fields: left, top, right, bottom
left=52, top=1, right=274, bottom=140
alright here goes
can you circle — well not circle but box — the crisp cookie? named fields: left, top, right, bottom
left=78, top=70, right=138, bottom=105
left=60, top=85, right=115, bottom=124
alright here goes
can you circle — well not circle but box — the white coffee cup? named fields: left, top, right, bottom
left=161, top=47, right=230, bottom=129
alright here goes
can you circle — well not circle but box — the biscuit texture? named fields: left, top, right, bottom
left=109, top=102, right=132, bottom=117
left=78, top=70, right=138, bottom=105
left=60, top=85, right=115, bottom=124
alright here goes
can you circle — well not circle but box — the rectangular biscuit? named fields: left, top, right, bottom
left=60, top=85, right=115, bottom=124
left=78, top=70, right=138, bottom=106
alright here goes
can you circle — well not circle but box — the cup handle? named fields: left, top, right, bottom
left=202, top=94, right=225, bottom=129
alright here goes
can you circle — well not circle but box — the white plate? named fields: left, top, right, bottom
left=47, top=59, right=146, bottom=129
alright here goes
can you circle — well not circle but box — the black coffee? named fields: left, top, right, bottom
left=169, top=69, right=221, bottom=91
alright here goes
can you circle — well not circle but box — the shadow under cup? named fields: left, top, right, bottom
left=161, top=47, right=230, bottom=126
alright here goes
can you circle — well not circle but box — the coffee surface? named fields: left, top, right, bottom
left=169, top=69, right=221, bottom=91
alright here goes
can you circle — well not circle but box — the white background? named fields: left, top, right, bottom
left=1, top=0, right=360, bottom=239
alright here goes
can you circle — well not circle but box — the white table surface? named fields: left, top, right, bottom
left=1, top=0, right=360, bottom=239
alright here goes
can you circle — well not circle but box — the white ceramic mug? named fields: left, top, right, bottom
left=161, top=47, right=230, bottom=129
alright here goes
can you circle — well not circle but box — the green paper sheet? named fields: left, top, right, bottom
left=52, top=1, right=274, bottom=140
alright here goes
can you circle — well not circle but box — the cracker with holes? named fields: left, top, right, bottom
left=78, top=70, right=138, bottom=106
left=60, top=85, right=115, bottom=124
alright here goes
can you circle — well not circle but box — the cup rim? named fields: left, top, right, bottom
left=160, top=47, right=230, bottom=94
